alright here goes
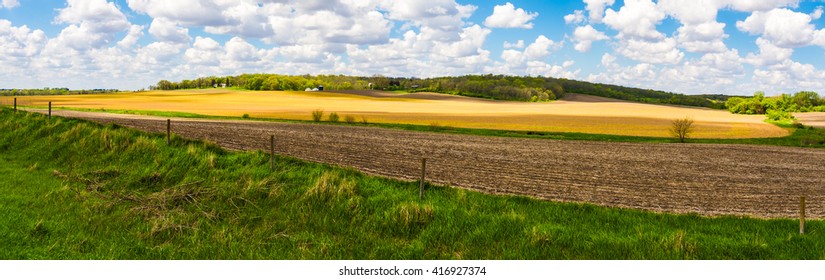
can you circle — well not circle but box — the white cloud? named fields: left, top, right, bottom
left=278, top=44, right=327, bottom=64
left=737, top=8, right=822, bottom=48
left=524, top=35, right=562, bottom=60
left=616, top=37, right=684, bottom=64
left=0, top=0, right=19, bottom=9
left=344, top=18, right=493, bottom=78
left=752, top=60, right=825, bottom=94
left=185, top=36, right=221, bottom=66
left=484, top=2, right=539, bottom=29
left=573, top=25, right=609, bottom=52
left=601, top=53, right=617, bottom=67
left=812, top=6, right=824, bottom=20
left=435, top=25, right=491, bottom=58
left=675, top=21, right=728, bottom=53
left=564, top=10, right=586, bottom=25
left=603, top=0, right=665, bottom=40
left=486, top=35, right=572, bottom=78
left=745, top=37, right=794, bottom=67
left=503, top=40, right=525, bottom=49
left=0, top=20, right=47, bottom=59
left=717, top=0, right=799, bottom=12
left=381, top=0, right=476, bottom=40
left=149, top=18, right=191, bottom=44
left=127, top=0, right=228, bottom=26
left=658, top=0, right=729, bottom=53
left=56, top=0, right=130, bottom=33
left=658, top=49, right=744, bottom=91
left=118, top=25, right=144, bottom=49
left=50, top=0, right=131, bottom=51
left=660, top=0, right=718, bottom=24
left=584, top=0, right=616, bottom=23
left=136, top=41, right=184, bottom=65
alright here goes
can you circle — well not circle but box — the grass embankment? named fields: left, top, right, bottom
left=45, top=106, right=825, bottom=149
left=0, top=108, right=823, bottom=259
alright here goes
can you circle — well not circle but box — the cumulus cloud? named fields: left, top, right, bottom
left=185, top=36, right=221, bottom=66
left=381, top=0, right=476, bottom=40
left=603, top=0, right=665, bottom=40
left=50, top=0, right=131, bottom=51
left=718, top=0, right=799, bottom=12
left=745, top=37, right=794, bottom=67
left=1, top=0, right=19, bottom=9
left=118, top=25, right=144, bottom=49
left=149, top=18, right=191, bottom=44
left=564, top=10, right=586, bottom=25
left=573, top=25, right=609, bottom=52
left=752, top=60, right=825, bottom=94
left=503, top=40, right=525, bottom=49
left=484, top=2, right=539, bottom=29
left=584, top=0, right=615, bottom=23
left=0, top=20, right=47, bottom=59
left=737, top=8, right=823, bottom=48
left=616, top=37, right=684, bottom=64
left=808, top=6, right=824, bottom=20
left=486, top=35, right=573, bottom=78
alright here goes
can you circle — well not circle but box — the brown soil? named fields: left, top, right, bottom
left=795, top=112, right=825, bottom=129
left=38, top=109, right=825, bottom=218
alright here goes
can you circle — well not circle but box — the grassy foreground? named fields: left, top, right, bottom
left=0, top=108, right=823, bottom=259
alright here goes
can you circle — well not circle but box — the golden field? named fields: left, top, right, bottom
left=2, top=89, right=788, bottom=138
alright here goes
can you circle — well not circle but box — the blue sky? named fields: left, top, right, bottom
left=1, top=0, right=824, bottom=95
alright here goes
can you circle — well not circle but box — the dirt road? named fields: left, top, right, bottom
left=36, top=109, right=825, bottom=218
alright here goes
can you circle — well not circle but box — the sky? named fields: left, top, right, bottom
left=1, top=0, right=825, bottom=95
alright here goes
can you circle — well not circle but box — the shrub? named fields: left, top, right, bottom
left=766, top=109, right=795, bottom=121
left=328, top=112, right=340, bottom=122
left=360, top=116, right=368, bottom=124
left=311, top=109, right=324, bottom=122
left=242, top=113, right=250, bottom=119
left=670, top=117, right=694, bottom=143
left=344, top=115, right=356, bottom=124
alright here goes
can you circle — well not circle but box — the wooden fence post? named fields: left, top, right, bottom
left=166, top=119, right=171, bottom=145
left=270, top=135, right=275, bottom=172
left=13, top=98, right=16, bottom=113
left=48, top=101, right=52, bottom=119
left=800, top=196, right=806, bottom=234
left=419, top=158, right=427, bottom=199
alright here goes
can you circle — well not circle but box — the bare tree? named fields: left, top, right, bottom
left=671, top=117, right=694, bottom=143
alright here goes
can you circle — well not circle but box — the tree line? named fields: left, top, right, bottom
left=151, top=74, right=767, bottom=109
left=725, top=91, right=824, bottom=120
left=1, top=88, right=120, bottom=96
left=555, top=79, right=729, bottom=109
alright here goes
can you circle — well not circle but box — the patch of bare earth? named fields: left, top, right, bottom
left=796, top=112, right=825, bottom=129
left=40, top=109, right=825, bottom=218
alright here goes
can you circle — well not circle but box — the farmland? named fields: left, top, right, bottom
left=1, top=109, right=824, bottom=259
left=1, top=89, right=787, bottom=139
left=796, top=112, right=825, bottom=129
left=32, top=109, right=825, bottom=219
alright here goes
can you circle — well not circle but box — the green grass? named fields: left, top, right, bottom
left=1, top=108, right=823, bottom=259
left=29, top=105, right=825, bottom=149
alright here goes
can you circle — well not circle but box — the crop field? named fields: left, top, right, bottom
left=1, top=89, right=786, bottom=138
left=34, top=109, right=825, bottom=219
left=795, top=112, right=825, bottom=129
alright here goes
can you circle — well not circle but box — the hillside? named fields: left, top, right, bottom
left=3, top=89, right=786, bottom=138
left=2, top=108, right=824, bottom=259
left=151, top=74, right=732, bottom=109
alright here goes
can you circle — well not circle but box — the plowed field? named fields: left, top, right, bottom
left=36, top=109, right=825, bottom=219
